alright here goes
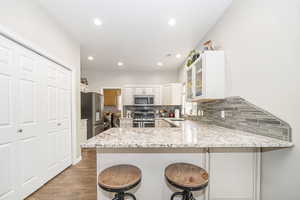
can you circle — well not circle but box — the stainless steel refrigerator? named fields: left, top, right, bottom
left=81, top=92, right=104, bottom=139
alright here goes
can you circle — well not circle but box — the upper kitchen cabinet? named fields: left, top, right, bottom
left=104, top=89, right=121, bottom=106
left=135, top=87, right=154, bottom=95
left=122, top=85, right=161, bottom=105
left=122, top=87, right=134, bottom=105
left=186, top=51, right=225, bottom=101
left=162, top=83, right=182, bottom=105
left=153, top=87, right=161, bottom=105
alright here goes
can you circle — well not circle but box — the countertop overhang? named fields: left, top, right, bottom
left=81, top=119, right=293, bottom=149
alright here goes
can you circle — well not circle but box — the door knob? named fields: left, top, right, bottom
left=17, top=129, right=23, bottom=133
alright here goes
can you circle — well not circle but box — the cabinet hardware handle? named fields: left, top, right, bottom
left=57, top=123, right=61, bottom=126
left=18, top=129, right=23, bottom=133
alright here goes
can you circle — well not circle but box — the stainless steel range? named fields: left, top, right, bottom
left=132, top=108, right=155, bottom=128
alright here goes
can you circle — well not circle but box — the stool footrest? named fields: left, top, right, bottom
left=170, top=190, right=196, bottom=200
left=113, top=192, right=137, bottom=200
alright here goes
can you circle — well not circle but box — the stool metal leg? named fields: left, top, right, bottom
left=124, top=192, right=137, bottom=200
left=171, top=191, right=184, bottom=200
left=113, top=192, right=125, bottom=200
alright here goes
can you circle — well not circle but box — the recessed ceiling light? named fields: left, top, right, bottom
left=88, top=56, right=94, bottom=61
left=117, top=61, right=124, bottom=66
left=176, top=54, right=182, bottom=58
left=157, top=62, right=163, bottom=66
left=168, top=18, right=176, bottom=26
left=93, top=18, right=102, bottom=26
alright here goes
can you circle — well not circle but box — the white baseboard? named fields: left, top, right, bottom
left=73, top=156, right=82, bottom=165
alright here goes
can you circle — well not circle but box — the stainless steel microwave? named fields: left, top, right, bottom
left=134, top=95, right=154, bottom=105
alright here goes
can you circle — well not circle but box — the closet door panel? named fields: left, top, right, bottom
left=0, top=144, right=16, bottom=200
left=15, top=46, right=42, bottom=198
left=60, top=89, right=71, bottom=130
left=0, top=36, right=17, bottom=200
left=17, top=50, right=38, bottom=137
left=47, top=63, right=59, bottom=133
left=46, top=62, right=60, bottom=179
left=0, top=35, right=16, bottom=142
left=57, top=67, right=72, bottom=167
left=19, top=137, right=39, bottom=197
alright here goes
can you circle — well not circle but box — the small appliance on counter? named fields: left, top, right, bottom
left=174, top=109, right=180, bottom=118
left=126, top=110, right=132, bottom=118
left=169, top=111, right=175, bottom=118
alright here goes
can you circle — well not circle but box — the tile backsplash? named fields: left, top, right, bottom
left=197, top=97, right=291, bottom=141
left=123, top=105, right=182, bottom=118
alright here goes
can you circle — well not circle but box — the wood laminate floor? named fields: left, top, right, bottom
left=26, top=148, right=97, bottom=200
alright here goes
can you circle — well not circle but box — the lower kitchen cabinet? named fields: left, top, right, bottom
left=97, top=147, right=261, bottom=200
left=208, top=148, right=260, bottom=200
left=0, top=35, right=72, bottom=199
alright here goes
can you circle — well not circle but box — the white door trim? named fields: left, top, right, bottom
left=0, top=24, right=78, bottom=165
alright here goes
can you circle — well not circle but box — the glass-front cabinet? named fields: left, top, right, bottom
left=186, top=67, right=193, bottom=100
left=194, top=57, right=203, bottom=98
left=185, top=51, right=225, bottom=101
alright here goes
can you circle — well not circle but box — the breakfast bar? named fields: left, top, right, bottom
left=82, top=119, right=292, bottom=200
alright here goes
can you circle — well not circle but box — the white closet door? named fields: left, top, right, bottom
left=56, top=66, right=72, bottom=169
left=0, top=35, right=18, bottom=200
left=46, top=63, right=72, bottom=180
left=15, top=45, right=43, bottom=199
left=46, top=61, right=61, bottom=180
left=0, top=35, right=73, bottom=199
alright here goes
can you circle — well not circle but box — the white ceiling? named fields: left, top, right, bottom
left=37, top=0, right=232, bottom=71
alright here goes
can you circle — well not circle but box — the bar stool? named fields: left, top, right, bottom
left=98, top=164, right=142, bottom=200
left=165, top=162, right=209, bottom=200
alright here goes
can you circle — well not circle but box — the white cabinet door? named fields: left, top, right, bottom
left=171, top=84, right=182, bottom=105
left=0, top=35, right=18, bottom=200
left=123, top=87, right=133, bottom=105
left=15, top=45, right=43, bottom=199
left=135, top=88, right=144, bottom=95
left=153, top=87, right=161, bottom=105
left=161, top=84, right=182, bottom=105
left=209, top=148, right=260, bottom=200
left=162, top=85, right=171, bottom=105
left=145, top=87, right=153, bottom=95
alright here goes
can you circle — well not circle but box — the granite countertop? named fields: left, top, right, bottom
left=81, top=119, right=293, bottom=148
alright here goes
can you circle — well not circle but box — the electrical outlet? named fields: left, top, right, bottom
left=198, top=110, right=204, bottom=116
left=221, top=110, right=225, bottom=119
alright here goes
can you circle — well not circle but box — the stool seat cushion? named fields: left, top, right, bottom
left=165, top=162, right=208, bottom=190
left=98, top=164, right=141, bottom=191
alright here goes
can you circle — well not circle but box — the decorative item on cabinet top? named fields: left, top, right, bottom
left=186, top=49, right=200, bottom=67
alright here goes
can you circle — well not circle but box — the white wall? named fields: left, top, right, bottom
left=177, top=0, right=300, bottom=199
left=0, top=0, right=82, bottom=158
left=83, top=68, right=178, bottom=91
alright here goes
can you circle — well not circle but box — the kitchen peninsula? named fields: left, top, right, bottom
left=82, top=118, right=292, bottom=200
